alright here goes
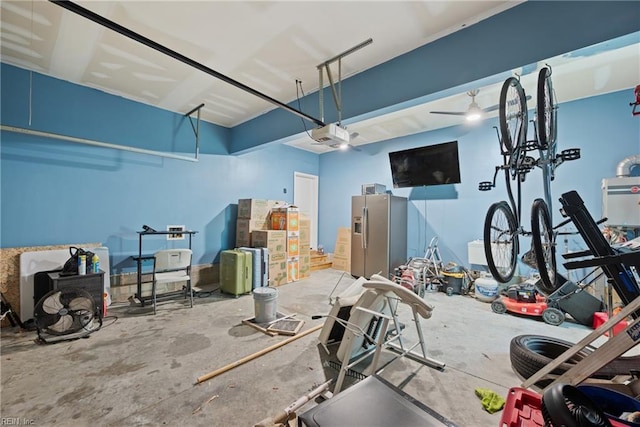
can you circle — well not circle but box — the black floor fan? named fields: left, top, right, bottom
left=33, top=288, right=102, bottom=344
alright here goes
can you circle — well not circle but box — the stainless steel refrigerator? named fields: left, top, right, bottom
left=351, top=194, right=407, bottom=279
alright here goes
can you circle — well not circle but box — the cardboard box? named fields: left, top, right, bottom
left=252, top=230, right=287, bottom=251
left=299, top=250, right=311, bottom=278
left=287, top=257, right=299, bottom=283
left=335, top=227, right=350, bottom=244
left=237, top=218, right=269, bottom=231
left=252, top=230, right=287, bottom=262
left=299, top=213, right=311, bottom=246
left=334, top=227, right=351, bottom=260
left=238, top=199, right=284, bottom=220
left=236, top=230, right=251, bottom=248
left=235, top=218, right=269, bottom=247
left=287, top=233, right=299, bottom=257
left=269, top=260, right=288, bottom=287
left=271, top=206, right=299, bottom=231
left=334, top=242, right=350, bottom=259
left=332, top=256, right=351, bottom=273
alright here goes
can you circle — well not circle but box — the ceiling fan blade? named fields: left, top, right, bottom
left=482, top=104, right=500, bottom=113
left=430, top=111, right=467, bottom=116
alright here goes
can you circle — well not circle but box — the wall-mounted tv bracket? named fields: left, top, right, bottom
left=51, top=1, right=325, bottom=128
left=317, top=38, right=373, bottom=125
left=185, top=103, right=204, bottom=160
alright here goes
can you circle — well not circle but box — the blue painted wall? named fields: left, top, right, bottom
left=1, top=65, right=639, bottom=278
left=318, top=89, right=640, bottom=276
left=1, top=64, right=319, bottom=273
left=2, top=15, right=640, bottom=280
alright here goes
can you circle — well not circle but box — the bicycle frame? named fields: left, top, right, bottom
left=481, top=126, right=527, bottom=232
left=481, top=70, right=579, bottom=287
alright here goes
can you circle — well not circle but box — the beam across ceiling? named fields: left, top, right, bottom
left=50, top=0, right=326, bottom=128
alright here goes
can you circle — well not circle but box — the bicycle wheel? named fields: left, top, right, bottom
left=536, top=67, right=557, bottom=150
left=531, top=198, right=557, bottom=294
left=484, top=201, right=519, bottom=283
left=499, top=77, right=528, bottom=155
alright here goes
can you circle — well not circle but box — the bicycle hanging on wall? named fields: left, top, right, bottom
left=479, top=66, right=580, bottom=294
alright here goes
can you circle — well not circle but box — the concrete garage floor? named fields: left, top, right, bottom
left=1, top=268, right=601, bottom=426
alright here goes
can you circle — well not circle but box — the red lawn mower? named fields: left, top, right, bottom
left=490, top=271, right=604, bottom=327
left=491, top=282, right=566, bottom=326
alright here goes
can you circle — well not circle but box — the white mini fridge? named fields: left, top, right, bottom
left=350, top=194, right=407, bottom=279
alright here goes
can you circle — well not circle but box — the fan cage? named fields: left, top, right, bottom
left=34, top=288, right=97, bottom=336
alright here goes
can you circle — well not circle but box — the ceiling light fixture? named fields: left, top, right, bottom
left=466, top=104, right=483, bottom=122
left=431, top=89, right=497, bottom=122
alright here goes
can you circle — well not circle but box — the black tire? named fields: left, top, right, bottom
left=531, top=198, right=558, bottom=294
left=542, top=383, right=611, bottom=427
left=499, top=77, right=528, bottom=179
left=509, top=335, right=640, bottom=388
left=536, top=67, right=557, bottom=150
left=491, top=300, right=507, bottom=314
left=541, top=307, right=564, bottom=326
left=484, top=201, right=519, bottom=283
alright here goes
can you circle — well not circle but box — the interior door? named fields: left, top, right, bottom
left=293, top=172, right=318, bottom=250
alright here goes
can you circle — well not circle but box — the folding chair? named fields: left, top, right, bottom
left=152, top=249, right=193, bottom=315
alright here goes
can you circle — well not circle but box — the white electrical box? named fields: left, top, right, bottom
left=602, top=177, right=640, bottom=226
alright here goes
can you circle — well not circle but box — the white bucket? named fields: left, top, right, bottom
left=253, top=287, right=278, bottom=323
left=474, top=276, right=499, bottom=302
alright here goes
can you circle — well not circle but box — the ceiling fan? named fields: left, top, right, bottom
left=430, top=89, right=499, bottom=122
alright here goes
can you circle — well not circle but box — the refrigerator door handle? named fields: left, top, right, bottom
left=363, top=206, right=368, bottom=249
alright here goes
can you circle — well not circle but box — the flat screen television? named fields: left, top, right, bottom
left=389, top=141, right=461, bottom=188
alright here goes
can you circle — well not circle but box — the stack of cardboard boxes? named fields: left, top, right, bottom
left=271, top=206, right=299, bottom=284
left=252, top=228, right=288, bottom=286
left=298, top=214, right=311, bottom=279
left=236, top=199, right=284, bottom=247
left=236, top=199, right=311, bottom=287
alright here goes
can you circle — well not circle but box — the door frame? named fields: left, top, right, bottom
left=293, top=172, right=319, bottom=250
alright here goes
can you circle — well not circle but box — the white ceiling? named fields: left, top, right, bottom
left=1, top=1, right=638, bottom=154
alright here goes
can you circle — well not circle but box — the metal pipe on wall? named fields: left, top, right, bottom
left=1, top=125, right=199, bottom=162
left=616, top=154, right=640, bottom=177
